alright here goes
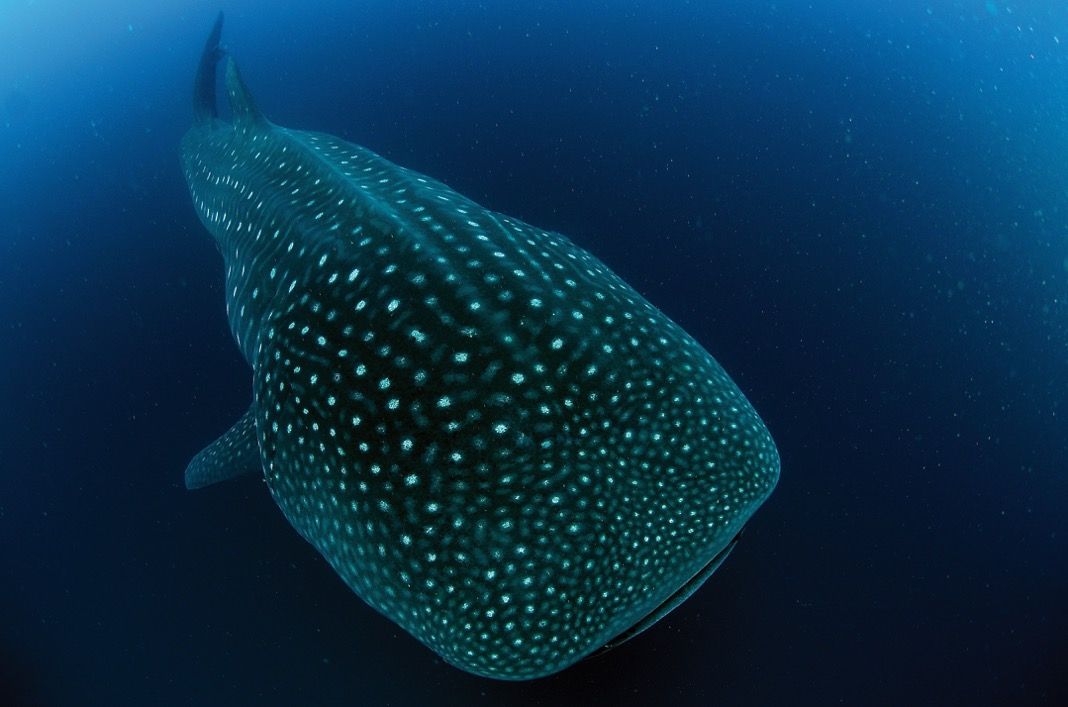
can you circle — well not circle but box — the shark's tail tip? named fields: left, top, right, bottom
left=193, top=12, right=226, bottom=123
left=192, top=13, right=266, bottom=128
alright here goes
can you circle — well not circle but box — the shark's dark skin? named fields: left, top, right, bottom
left=182, top=14, right=779, bottom=680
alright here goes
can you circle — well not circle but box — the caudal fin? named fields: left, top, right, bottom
left=193, top=12, right=225, bottom=124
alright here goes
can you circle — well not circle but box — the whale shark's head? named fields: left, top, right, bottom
left=181, top=13, right=780, bottom=681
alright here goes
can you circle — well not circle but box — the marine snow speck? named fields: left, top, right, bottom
left=181, top=13, right=779, bottom=680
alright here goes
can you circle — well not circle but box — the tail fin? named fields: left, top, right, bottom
left=193, top=12, right=225, bottom=124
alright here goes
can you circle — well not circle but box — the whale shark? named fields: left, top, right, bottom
left=181, top=14, right=779, bottom=680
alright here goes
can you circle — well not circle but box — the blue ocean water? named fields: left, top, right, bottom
left=1, top=0, right=1064, bottom=704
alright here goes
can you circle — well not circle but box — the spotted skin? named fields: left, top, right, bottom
left=181, top=17, right=779, bottom=680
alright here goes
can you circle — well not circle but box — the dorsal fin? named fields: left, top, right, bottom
left=193, top=12, right=224, bottom=124
left=225, top=56, right=267, bottom=127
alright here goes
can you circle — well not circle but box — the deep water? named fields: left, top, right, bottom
left=1, top=1, right=1065, bottom=705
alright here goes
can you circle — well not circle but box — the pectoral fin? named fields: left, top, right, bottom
left=184, top=404, right=262, bottom=489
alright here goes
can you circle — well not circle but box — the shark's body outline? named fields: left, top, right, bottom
left=181, top=14, right=779, bottom=680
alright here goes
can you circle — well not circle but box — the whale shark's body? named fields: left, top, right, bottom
left=181, top=15, right=779, bottom=680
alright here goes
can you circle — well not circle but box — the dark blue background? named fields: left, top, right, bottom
left=1, top=1, right=1065, bottom=704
